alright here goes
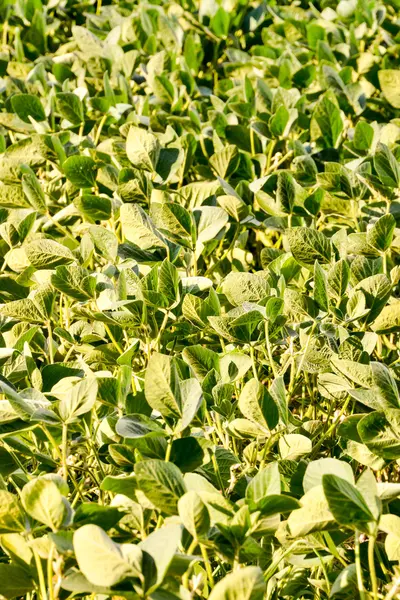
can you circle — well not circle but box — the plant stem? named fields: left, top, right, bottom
left=155, top=311, right=170, bottom=353
left=47, top=322, right=54, bottom=364
left=250, top=345, right=258, bottom=380
left=355, top=529, right=367, bottom=600
left=250, top=126, right=256, bottom=156
left=32, top=546, right=48, bottom=600
left=165, top=437, right=172, bottom=462
left=323, top=532, right=348, bottom=568
left=104, top=323, right=124, bottom=354
left=46, top=212, right=75, bottom=241
left=200, top=544, right=215, bottom=587
left=265, top=321, right=278, bottom=378
left=183, top=538, right=199, bottom=589
left=62, top=423, right=68, bottom=483
left=368, top=533, right=379, bottom=600
left=205, top=225, right=239, bottom=276
left=211, top=451, right=226, bottom=497
left=386, top=576, right=400, bottom=600
left=47, top=544, right=55, bottom=600
left=266, top=140, right=276, bottom=172
left=94, top=114, right=107, bottom=145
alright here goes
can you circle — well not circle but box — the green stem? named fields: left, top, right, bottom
left=368, top=533, right=379, bottom=600
left=205, top=225, right=239, bottom=277
left=310, top=397, right=350, bottom=459
left=250, top=126, right=256, bottom=157
left=47, top=322, right=54, bottom=364
left=265, top=149, right=293, bottom=175
left=323, top=532, right=348, bottom=568
left=288, top=321, right=316, bottom=400
left=47, top=544, right=55, bottom=600
left=264, top=541, right=300, bottom=581
left=46, top=212, right=75, bottom=242
left=104, top=323, right=124, bottom=354
left=211, top=451, right=226, bottom=497
left=249, top=345, right=258, bottom=380
left=32, top=546, right=48, bottom=600
left=94, top=114, right=107, bottom=145
left=2, top=19, right=8, bottom=48
left=386, top=576, right=400, bottom=600
left=315, top=549, right=331, bottom=595
left=355, top=529, right=367, bottom=600
left=382, top=251, right=387, bottom=275
left=265, top=321, right=278, bottom=378
left=165, top=437, right=172, bottom=462
left=183, top=539, right=199, bottom=589
left=266, top=140, right=276, bottom=173
left=200, top=544, right=215, bottom=588
left=62, top=423, right=68, bottom=483
left=155, top=311, right=170, bottom=353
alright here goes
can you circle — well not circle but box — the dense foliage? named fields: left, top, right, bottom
left=3, top=0, right=400, bottom=598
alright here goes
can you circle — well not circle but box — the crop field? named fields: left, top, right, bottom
left=3, top=0, right=400, bottom=598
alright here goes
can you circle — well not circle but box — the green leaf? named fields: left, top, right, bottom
left=210, top=7, right=230, bottom=38
left=121, top=203, right=166, bottom=250
left=51, top=265, right=95, bottom=301
left=279, top=434, right=312, bottom=460
left=312, top=95, right=343, bottom=147
left=11, top=94, right=46, bottom=123
left=303, top=458, right=354, bottom=494
left=287, top=485, right=334, bottom=537
left=245, top=462, right=281, bottom=511
left=371, top=361, right=400, bottom=409
left=0, top=297, right=47, bottom=323
left=63, top=156, right=98, bottom=188
left=140, top=523, right=182, bottom=593
left=135, top=459, right=187, bottom=515
left=322, top=474, right=375, bottom=529
left=194, top=206, right=229, bottom=245
left=55, top=92, right=84, bottom=125
left=182, top=345, right=220, bottom=381
left=358, top=409, right=400, bottom=459
left=210, top=145, right=239, bottom=179
left=372, top=301, right=400, bottom=333
left=353, top=121, right=374, bottom=151
left=25, top=239, right=75, bottom=269
left=126, top=126, right=160, bottom=171
left=328, top=259, right=350, bottom=299
left=159, top=259, right=179, bottom=306
left=313, top=261, right=329, bottom=311
left=75, top=194, right=112, bottom=221
left=89, top=225, right=118, bottom=260
left=178, top=490, right=210, bottom=538
left=0, top=490, right=26, bottom=533
left=73, top=524, right=142, bottom=587
left=208, top=566, right=265, bottom=600
left=366, top=214, right=396, bottom=252
left=21, top=477, right=67, bottom=531
left=73, top=503, right=123, bottom=530
left=330, top=564, right=358, bottom=597
left=144, top=353, right=181, bottom=418
left=238, top=378, right=279, bottom=430
left=378, top=70, right=400, bottom=109
left=20, top=164, right=47, bottom=212
left=277, top=171, right=296, bottom=214
left=287, top=227, right=332, bottom=267
left=0, top=564, right=34, bottom=599
left=374, top=143, right=400, bottom=188
left=116, top=414, right=168, bottom=439
left=219, top=272, right=269, bottom=307
left=56, top=377, right=98, bottom=423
